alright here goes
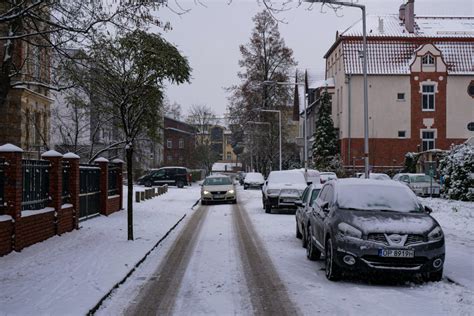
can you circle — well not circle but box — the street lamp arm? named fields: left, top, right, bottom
left=305, top=0, right=364, bottom=9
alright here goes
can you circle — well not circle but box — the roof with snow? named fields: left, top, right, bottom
left=326, top=15, right=474, bottom=75
left=340, top=15, right=474, bottom=39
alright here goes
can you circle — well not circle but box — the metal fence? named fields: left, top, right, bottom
left=79, top=165, right=101, bottom=219
left=62, top=161, right=70, bottom=204
left=108, top=165, right=119, bottom=196
left=0, top=158, right=4, bottom=208
left=22, top=159, right=50, bottom=211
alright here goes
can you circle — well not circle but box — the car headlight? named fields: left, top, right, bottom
left=267, top=189, right=280, bottom=195
left=338, top=222, right=362, bottom=239
left=203, top=190, right=210, bottom=195
left=227, top=189, right=235, bottom=194
left=428, top=226, right=443, bottom=242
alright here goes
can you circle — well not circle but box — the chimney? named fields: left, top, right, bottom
left=399, top=4, right=406, bottom=21
left=404, top=0, right=415, bottom=33
left=378, top=17, right=384, bottom=34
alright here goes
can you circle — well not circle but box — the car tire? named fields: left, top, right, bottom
left=306, top=227, right=321, bottom=261
left=296, top=222, right=302, bottom=239
left=265, top=203, right=272, bottom=214
left=232, top=199, right=237, bottom=204
left=425, top=269, right=443, bottom=282
left=325, top=237, right=342, bottom=281
left=177, top=180, right=184, bottom=188
left=301, top=224, right=308, bottom=248
left=145, top=180, right=152, bottom=187
left=244, top=185, right=248, bottom=190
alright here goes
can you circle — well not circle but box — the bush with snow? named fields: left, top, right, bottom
left=438, top=142, right=473, bottom=201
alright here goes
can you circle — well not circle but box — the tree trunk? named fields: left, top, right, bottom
left=126, top=145, right=134, bottom=240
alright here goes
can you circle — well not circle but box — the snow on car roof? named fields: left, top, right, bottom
left=336, top=178, right=405, bottom=188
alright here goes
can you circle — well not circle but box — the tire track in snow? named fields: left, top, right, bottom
left=125, top=206, right=209, bottom=316
left=233, top=202, right=300, bottom=316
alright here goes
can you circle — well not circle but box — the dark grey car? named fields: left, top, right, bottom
left=295, top=183, right=322, bottom=248
left=306, top=179, right=445, bottom=282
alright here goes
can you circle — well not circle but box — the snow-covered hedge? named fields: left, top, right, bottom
left=439, top=142, right=473, bottom=201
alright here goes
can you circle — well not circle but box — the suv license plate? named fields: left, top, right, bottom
left=378, top=249, right=414, bottom=258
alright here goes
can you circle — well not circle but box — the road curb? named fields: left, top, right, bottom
left=87, top=213, right=188, bottom=315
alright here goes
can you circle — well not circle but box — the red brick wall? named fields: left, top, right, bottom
left=57, top=206, right=75, bottom=235
left=0, top=219, right=13, bottom=256
left=106, top=196, right=121, bottom=216
left=340, top=137, right=466, bottom=168
left=15, top=211, right=56, bottom=250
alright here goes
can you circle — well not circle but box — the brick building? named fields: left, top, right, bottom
left=0, top=3, right=52, bottom=156
left=163, top=117, right=196, bottom=167
left=322, top=0, right=473, bottom=170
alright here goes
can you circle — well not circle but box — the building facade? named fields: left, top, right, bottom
left=324, top=0, right=473, bottom=170
left=163, top=116, right=196, bottom=167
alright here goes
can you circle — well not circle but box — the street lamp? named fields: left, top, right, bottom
left=262, top=80, right=308, bottom=171
left=305, top=0, right=370, bottom=178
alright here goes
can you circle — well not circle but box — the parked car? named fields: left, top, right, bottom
left=137, top=167, right=189, bottom=188
left=358, top=172, right=391, bottom=180
left=243, top=172, right=265, bottom=190
left=295, top=183, right=323, bottom=248
left=298, top=168, right=321, bottom=185
left=305, top=179, right=445, bottom=282
left=393, top=173, right=441, bottom=197
left=262, top=170, right=307, bottom=214
left=320, top=171, right=338, bottom=183
left=201, top=175, right=236, bottom=205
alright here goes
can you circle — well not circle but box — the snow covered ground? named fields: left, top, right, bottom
left=0, top=185, right=201, bottom=315
left=239, top=188, right=474, bottom=316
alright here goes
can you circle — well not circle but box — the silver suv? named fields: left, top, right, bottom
left=393, top=173, right=441, bottom=197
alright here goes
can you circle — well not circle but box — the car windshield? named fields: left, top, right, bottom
left=410, top=175, right=433, bottom=183
left=268, top=171, right=306, bottom=184
left=337, top=184, right=423, bottom=212
left=204, top=177, right=232, bottom=186
left=245, top=173, right=264, bottom=182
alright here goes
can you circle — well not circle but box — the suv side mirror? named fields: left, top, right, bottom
left=294, top=200, right=304, bottom=207
left=320, top=201, right=330, bottom=213
left=424, top=205, right=433, bottom=214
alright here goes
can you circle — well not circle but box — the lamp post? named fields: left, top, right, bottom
left=262, top=80, right=308, bottom=171
left=305, top=0, right=370, bottom=178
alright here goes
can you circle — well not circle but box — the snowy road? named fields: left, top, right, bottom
left=125, top=202, right=297, bottom=315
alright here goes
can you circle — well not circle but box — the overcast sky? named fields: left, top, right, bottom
left=156, top=0, right=473, bottom=117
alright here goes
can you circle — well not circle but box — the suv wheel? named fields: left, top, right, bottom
left=301, top=224, right=308, bottom=248
left=145, top=180, right=152, bottom=187
left=177, top=180, right=184, bottom=188
left=265, top=203, right=272, bottom=214
left=296, top=222, right=302, bottom=239
left=306, top=227, right=320, bottom=261
left=325, top=237, right=341, bottom=281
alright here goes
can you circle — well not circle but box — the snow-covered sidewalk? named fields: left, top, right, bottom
left=0, top=185, right=200, bottom=315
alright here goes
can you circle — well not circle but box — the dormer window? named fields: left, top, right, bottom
left=422, top=54, right=435, bottom=66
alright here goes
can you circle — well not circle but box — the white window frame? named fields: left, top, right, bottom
left=179, top=138, right=184, bottom=149
left=422, top=54, right=435, bottom=66
left=421, top=83, right=436, bottom=111
left=420, top=129, right=436, bottom=151
left=167, top=139, right=172, bottom=149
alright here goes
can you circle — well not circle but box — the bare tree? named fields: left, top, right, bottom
left=163, top=98, right=183, bottom=121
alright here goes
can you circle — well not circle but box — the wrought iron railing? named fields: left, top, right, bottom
left=0, top=158, right=5, bottom=209
left=22, top=159, right=50, bottom=211
left=108, top=165, right=119, bottom=196
left=62, top=161, right=70, bottom=204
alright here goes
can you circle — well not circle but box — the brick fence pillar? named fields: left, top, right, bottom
left=111, top=159, right=124, bottom=210
left=63, top=153, right=80, bottom=229
left=0, top=144, right=23, bottom=221
left=41, top=150, right=63, bottom=234
left=95, top=157, right=109, bottom=215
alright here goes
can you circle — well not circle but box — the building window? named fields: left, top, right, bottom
left=468, top=122, right=474, bottom=131
left=179, top=139, right=184, bottom=149
left=468, top=81, right=474, bottom=98
left=167, top=139, right=172, bottom=149
left=397, top=93, right=405, bottom=101
left=421, top=130, right=435, bottom=151
left=422, top=54, right=435, bottom=66
left=422, top=84, right=435, bottom=111
left=398, top=131, right=406, bottom=138
left=226, top=152, right=232, bottom=160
